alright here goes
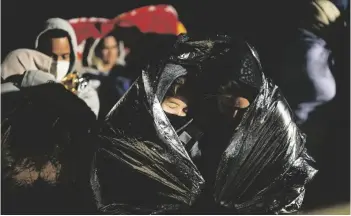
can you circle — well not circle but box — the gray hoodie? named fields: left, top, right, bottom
left=33, top=18, right=100, bottom=117
left=35, top=18, right=78, bottom=73
left=1, top=49, right=57, bottom=94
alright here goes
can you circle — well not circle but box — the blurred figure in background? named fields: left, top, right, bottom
left=35, top=18, right=100, bottom=117
left=278, top=0, right=343, bottom=124
left=91, top=35, right=127, bottom=72
left=79, top=33, right=131, bottom=119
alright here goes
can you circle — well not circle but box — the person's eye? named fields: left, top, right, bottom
left=167, top=103, right=178, bottom=108
left=63, top=54, right=70, bottom=60
left=52, top=55, right=58, bottom=61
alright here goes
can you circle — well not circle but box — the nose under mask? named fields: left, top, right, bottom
left=165, top=113, right=192, bottom=133
left=51, top=61, right=70, bottom=81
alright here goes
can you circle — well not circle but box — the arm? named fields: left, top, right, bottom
left=2, top=70, right=56, bottom=94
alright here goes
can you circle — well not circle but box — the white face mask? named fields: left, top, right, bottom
left=51, top=61, right=70, bottom=81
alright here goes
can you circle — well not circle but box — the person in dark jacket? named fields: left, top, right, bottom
left=277, top=0, right=343, bottom=124
left=80, top=34, right=132, bottom=119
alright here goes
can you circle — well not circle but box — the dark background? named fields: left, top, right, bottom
left=2, top=0, right=350, bottom=211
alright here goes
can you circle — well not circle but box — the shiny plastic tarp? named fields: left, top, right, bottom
left=1, top=34, right=317, bottom=214
left=93, top=34, right=317, bottom=214
left=92, top=70, right=205, bottom=214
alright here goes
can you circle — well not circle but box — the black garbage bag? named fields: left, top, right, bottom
left=93, top=34, right=317, bottom=214
left=85, top=32, right=205, bottom=214
left=166, top=34, right=318, bottom=214
left=93, top=63, right=205, bottom=215
left=1, top=84, right=98, bottom=214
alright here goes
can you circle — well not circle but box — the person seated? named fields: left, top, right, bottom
left=80, top=34, right=132, bottom=119
left=1, top=48, right=99, bottom=117
left=35, top=17, right=100, bottom=117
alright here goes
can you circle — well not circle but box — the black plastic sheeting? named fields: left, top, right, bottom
left=92, top=34, right=317, bottom=214
left=1, top=34, right=317, bottom=214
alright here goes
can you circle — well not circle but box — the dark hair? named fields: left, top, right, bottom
left=37, top=29, right=74, bottom=72
left=38, top=29, right=69, bottom=47
left=94, top=35, right=118, bottom=59
left=43, top=29, right=69, bottom=39
left=37, top=29, right=71, bottom=56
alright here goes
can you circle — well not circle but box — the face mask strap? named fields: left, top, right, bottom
left=176, top=118, right=193, bottom=133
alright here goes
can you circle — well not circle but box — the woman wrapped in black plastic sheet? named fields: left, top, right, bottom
left=93, top=34, right=317, bottom=214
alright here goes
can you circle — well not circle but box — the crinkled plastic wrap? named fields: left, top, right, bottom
left=93, top=75, right=205, bottom=214
left=185, top=35, right=317, bottom=214
left=178, top=35, right=317, bottom=214
left=1, top=34, right=317, bottom=214
left=213, top=78, right=317, bottom=214
left=89, top=34, right=205, bottom=214
left=93, top=34, right=317, bottom=214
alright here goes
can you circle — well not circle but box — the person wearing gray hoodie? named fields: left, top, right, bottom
left=34, top=18, right=100, bottom=116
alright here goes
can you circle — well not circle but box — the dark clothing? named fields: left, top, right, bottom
left=82, top=65, right=134, bottom=119
left=279, top=29, right=336, bottom=124
left=1, top=84, right=98, bottom=214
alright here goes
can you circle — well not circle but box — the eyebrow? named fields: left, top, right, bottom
left=52, top=52, right=70, bottom=56
left=105, top=45, right=117, bottom=48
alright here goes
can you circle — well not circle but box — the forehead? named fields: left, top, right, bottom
left=51, top=37, right=71, bottom=54
left=166, top=96, right=188, bottom=106
left=103, top=36, right=117, bottom=46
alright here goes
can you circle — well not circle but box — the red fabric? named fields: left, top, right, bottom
left=68, top=17, right=115, bottom=45
left=69, top=5, right=181, bottom=44
left=113, top=5, right=179, bottom=35
left=68, top=5, right=183, bottom=60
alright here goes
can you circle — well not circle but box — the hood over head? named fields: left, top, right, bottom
left=35, top=18, right=78, bottom=73
left=156, top=63, right=188, bottom=102
left=155, top=34, right=263, bottom=111
left=310, top=0, right=341, bottom=30
left=1, top=49, right=52, bottom=80
left=81, top=36, right=124, bottom=70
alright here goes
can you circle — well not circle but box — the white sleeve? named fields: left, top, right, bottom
left=77, top=86, right=100, bottom=118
